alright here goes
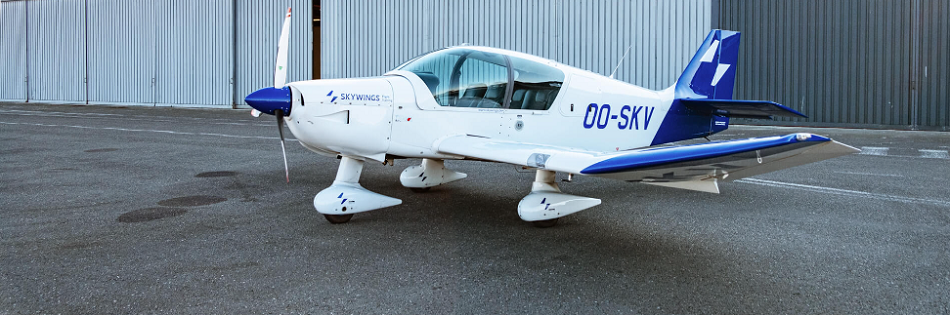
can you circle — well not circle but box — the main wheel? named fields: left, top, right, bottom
left=531, top=218, right=559, bottom=228
left=409, top=187, right=432, bottom=193
left=324, top=214, right=354, bottom=224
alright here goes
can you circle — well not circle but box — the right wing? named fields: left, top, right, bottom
left=437, top=133, right=859, bottom=193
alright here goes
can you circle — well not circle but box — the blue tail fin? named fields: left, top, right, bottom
left=674, top=30, right=741, bottom=100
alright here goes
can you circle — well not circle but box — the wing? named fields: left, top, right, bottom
left=437, top=133, right=860, bottom=193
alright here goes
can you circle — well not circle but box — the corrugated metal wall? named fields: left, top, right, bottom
left=917, top=0, right=949, bottom=128
left=0, top=0, right=28, bottom=101
left=89, top=0, right=234, bottom=106
left=321, top=0, right=712, bottom=91
left=719, top=0, right=949, bottom=129
left=560, top=0, right=712, bottom=89
left=27, top=0, right=86, bottom=103
left=86, top=0, right=156, bottom=105
left=235, top=0, right=312, bottom=108
left=1, top=0, right=310, bottom=107
left=154, top=0, right=233, bottom=106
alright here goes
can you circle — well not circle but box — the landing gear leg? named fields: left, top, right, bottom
left=518, top=170, right=601, bottom=228
left=314, top=156, right=402, bottom=224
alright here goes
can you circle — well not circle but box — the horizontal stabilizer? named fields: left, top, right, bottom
left=679, top=99, right=807, bottom=119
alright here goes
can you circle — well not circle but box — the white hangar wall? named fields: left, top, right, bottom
left=321, top=0, right=713, bottom=90
left=0, top=0, right=312, bottom=107
left=1, top=0, right=708, bottom=106
left=0, top=0, right=28, bottom=101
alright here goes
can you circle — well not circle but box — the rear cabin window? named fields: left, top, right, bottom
left=507, top=56, right=564, bottom=110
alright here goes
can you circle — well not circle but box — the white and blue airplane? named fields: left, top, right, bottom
left=245, top=9, right=859, bottom=227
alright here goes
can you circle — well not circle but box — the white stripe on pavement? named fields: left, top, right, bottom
left=736, top=178, right=950, bottom=207
left=0, top=121, right=294, bottom=141
left=859, top=147, right=889, bottom=156
left=919, top=149, right=950, bottom=159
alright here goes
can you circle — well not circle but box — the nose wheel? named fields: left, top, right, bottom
left=314, top=156, right=403, bottom=225
left=324, top=214, right=354, bottom=224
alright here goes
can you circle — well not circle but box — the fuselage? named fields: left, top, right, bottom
left=284, top=46, right=715, bottom=162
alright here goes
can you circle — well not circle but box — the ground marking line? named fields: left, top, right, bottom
left=859, top=147, right=889, bottom=156
left=831, top=171, right=905, bottom=178
left=856, top=146, right=948, bottom=160
left=0, top=110, right=270, bottom=127
left=919, top=149, right=950, bottom=159
left=0, top=109, right=260, bottom=124
left=735, top=178, right=950, bottom=207
left=0, top=121, right=296, bottom=142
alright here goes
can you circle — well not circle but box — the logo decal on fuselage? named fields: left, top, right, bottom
left=582, top=103, right=655, bottom=130
left=339, top=93, right=381, bottom=102
left=328, top=90, right=391, bottom=103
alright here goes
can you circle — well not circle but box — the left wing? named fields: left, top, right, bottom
left=437, top=133, right=859, bottom=193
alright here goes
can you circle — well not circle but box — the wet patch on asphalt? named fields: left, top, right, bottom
left=195, top=171, right=239, bottom=178
left=117, top=207, right=188, bottom=223
left=84, top=148, right=118, bottom=153
left=157, top=195, right=227, bottom=207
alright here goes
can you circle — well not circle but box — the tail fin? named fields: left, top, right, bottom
left=674, top=30, right=741, bottom=100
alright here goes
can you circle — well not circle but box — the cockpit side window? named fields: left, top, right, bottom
left=453, top=52, right=508, bottom=108
left=507, top=56, right=565, bottom=110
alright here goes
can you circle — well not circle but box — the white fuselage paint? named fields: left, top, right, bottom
left=284, top=47, right=674, bottom=163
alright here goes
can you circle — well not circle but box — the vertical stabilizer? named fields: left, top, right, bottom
left=674, top=30, right=741, bottom=100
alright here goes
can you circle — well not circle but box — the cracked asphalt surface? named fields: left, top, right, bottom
left=1, top=103, right=949, bottom=314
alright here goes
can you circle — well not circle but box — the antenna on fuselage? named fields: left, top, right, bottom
left=608, top=45, right=633, bottom=79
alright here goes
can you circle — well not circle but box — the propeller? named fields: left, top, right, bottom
left=274, top=7, right=291, bottom=89
left=275, top=109, right=289, bottom=183
left=244, top=7, right=294, bottom=183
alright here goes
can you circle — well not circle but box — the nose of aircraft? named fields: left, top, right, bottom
left=245, top=86, right=292, bottom=116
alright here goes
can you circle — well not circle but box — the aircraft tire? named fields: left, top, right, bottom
left=324, top=214, right=354, bottom=224
left=531, top=218, right=558, bottom=228
left=409, top=187, right=432, bottom=193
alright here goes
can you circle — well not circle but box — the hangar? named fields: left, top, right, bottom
left=0, top=0, right=947, bottom=129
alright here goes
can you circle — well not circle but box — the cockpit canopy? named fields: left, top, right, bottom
left=396, top=47, right=565, bottom=110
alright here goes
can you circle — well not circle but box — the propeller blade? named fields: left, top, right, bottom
left=274, top=7, right=292, bottom=88
left=275, top=109, right=290, bottom=183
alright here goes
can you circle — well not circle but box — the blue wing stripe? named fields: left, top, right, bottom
left=581, top=134, right=830, bottom=174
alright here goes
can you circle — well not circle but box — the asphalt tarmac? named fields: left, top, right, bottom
left=2, top=103, right=949, bottom=314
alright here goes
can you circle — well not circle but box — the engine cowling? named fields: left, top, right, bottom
left=286, top=77, right=396, bottom=162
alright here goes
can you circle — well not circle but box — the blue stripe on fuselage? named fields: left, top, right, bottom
left=650, top=99, right=728, bottom=146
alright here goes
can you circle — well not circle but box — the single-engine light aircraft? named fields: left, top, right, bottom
left=244, top=9, right=859, bottom=227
